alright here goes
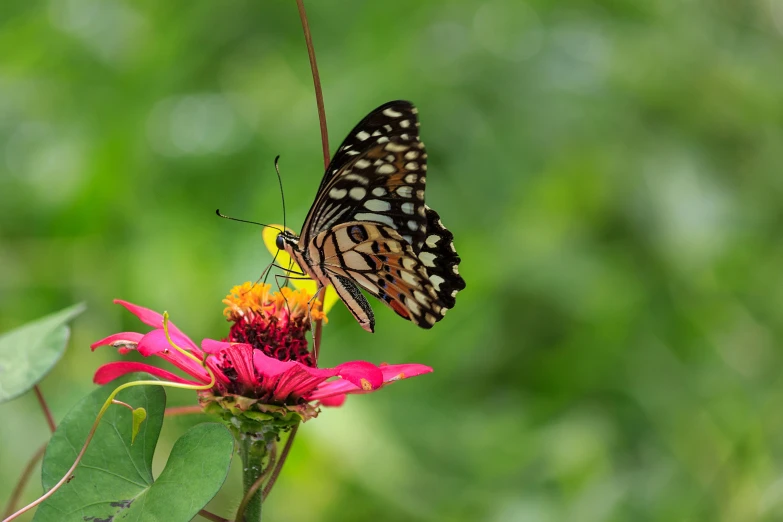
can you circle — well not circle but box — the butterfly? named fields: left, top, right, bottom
left=275, top=101, right=465, bottom=332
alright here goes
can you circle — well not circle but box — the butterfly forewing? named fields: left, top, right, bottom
left=299, top=101, right=427, bottom=248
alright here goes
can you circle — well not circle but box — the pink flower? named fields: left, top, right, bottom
left=91, top=287, right=431, bottom=422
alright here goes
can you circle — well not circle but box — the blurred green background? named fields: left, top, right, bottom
left=3, top=0, right=783, bottom=520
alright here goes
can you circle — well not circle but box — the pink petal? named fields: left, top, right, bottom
left=114, top=299, right=201, bottom=355
left=318, top=394, right=347, bottom=407
left=334, top=360, right=384, bottom=391
left=252, top=349, right=336, bottom=402
left=202, top=339, right=233, bottom=354
left=379, top=363, right=433, bottom=381
left=94, top=362, right=202, bottom=386
left=90, top=332, right=144, bottom=351
left=137, top=330, right=211, bottom=383
left=307, top=363, right=433, bottom=401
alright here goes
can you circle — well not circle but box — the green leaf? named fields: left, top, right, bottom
left=131, top=407, right=147, bottom=444
left=34, top=374, right=235, bottom=522
left=0, top=302, right=86, bottom=403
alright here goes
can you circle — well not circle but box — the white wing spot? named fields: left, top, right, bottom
left=425, top=313, right=436, bottom=325
left=355, top=212, right=395, bottom=227
left=404, top=150, right=419, bottom=160
left=452, top=265, right=460, bottom=275
left=329, top=188, right=347, bottom=199
left=408, top=220, right=418, bottom=231
left=400, top=119, right=411, bottom=128
left=344, top=173, right=369, bottom=185
left=407, top=300, right=421, bottom=316
left=349, top=187, right=367, bottom=200
left=419, top=252, right=437, bottom=267
left=401, top=271, right=418, bottom=286
left=364, top=199, right=391, bottom=212
left=430, top=275, right=445, bottom=291
left=426, top=234, right=441, bottom=247
left=401, top=202, right=415, bottom=215
left=397, top=186, right=413, bottom=198
left=376, top=163, right=396, bottom=175
left=354, top=159, right=371, bottom=169
left=384, top=124, right=393, bottom=132
left=356, top=131, right=370, bottom=141
left=417, top=206, right=426, bottom=217
left=400, top=133, right=410, bottom=140
left=402, top=257, right=417, bottom=270
left=420, top=176, right=427, bottom=184
left=411, top=107, right=419, bottom=114
left=377, top=136, right=390, bottom=144
left=404, top=173, right=418, bottom=184
left=346, top=150, right=360, bottom=155
left=405, top=162, right=419, bottom=170
left=385, top=142, right=408, bottom=153
left=416, top=190, right=425, bottom=200
left=372, top=187, right=387, bottom=197
left=383, top=108, right=403, bottom=118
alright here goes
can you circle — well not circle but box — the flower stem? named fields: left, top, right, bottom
left=235, top=445, right=276, bottom=522
left=33, top=385, right=56, bottom=433
left=295, top=0, right=329, bottom=364
left=199, top=509, right=230, bottom=522
left=237, top=437, right=269, bottom=522
left=262, top=424, right=299, bottom=501
left=295, top=0, right=329, bottom=168
left=165, top=405, right=203, bottom=416
left=1, top=443, right=46, bottom=519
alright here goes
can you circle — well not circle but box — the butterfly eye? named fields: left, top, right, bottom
left=275, top=233, right=285, bottom=251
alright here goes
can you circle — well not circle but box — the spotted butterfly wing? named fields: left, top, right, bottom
left=279, top=101, right=465, bottom=332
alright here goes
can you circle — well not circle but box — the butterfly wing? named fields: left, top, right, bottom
left=310, top=221, right=450, bottom=329
left=418, top=206, right=466, bottom=310
left=298, top=101, right=428, bottom=249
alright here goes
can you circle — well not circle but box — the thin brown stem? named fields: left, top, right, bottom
left=199, top=509, right=230, bottom=522
left=3, top=418, right=98, bottom=521
left=296, top=0, right=329, bottom=364
left=34, top=385, right=56, bottom=433
left=296, top=0, right=329, bottom=168
left=164, top=405, right=203, bottom=417
left=262, top=424, right=299, bottom=501
left=1, top=443, right=46, bottom=519
left=234, top=446, right=277, bottom=522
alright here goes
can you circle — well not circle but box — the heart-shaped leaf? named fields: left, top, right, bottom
left=34, top=373, right=234, bottom=522
left=0, top=302, right=86, bottom=403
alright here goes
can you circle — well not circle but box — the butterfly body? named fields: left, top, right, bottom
left=277, top=101, right=465, bottom=332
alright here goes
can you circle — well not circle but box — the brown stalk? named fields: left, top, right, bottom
left=1, top=443, right=46, bottom=519
left=34, top=385, right=56, bottom=433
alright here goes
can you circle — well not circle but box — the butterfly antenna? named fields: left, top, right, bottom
left=274, top=155, right=287, bottom=232
left=215, top=210, right=283, bottom=233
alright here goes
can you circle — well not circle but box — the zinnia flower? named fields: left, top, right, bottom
left=91, top=284, right=431, bottom=436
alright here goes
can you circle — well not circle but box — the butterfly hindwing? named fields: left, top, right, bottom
left=311, top=221, right=447, bottom=329
left=416, top=206, right=466, bottom=309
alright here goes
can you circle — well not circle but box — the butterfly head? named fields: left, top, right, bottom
left=275, top=230, right=299, bottom=252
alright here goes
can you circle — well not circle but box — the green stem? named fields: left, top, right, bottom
left=238, top=437, right=269, bottom=522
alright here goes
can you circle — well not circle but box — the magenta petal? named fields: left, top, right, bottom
left=307, top=362, right=433, bottom=401
left=334, top=360, right=384, bottom=391
left=379, top=363, right=433, bottom=381
left=94, top=361, right=202, bottom=386
left=202, top=339, right=233, bottom=355
left=90, top=332, right=144, bottom=351
left=137, top=330, right=211, bottom=383
left=114, top=299, right=200, bottom=354
left=319, top=394, right=347, bottom=407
